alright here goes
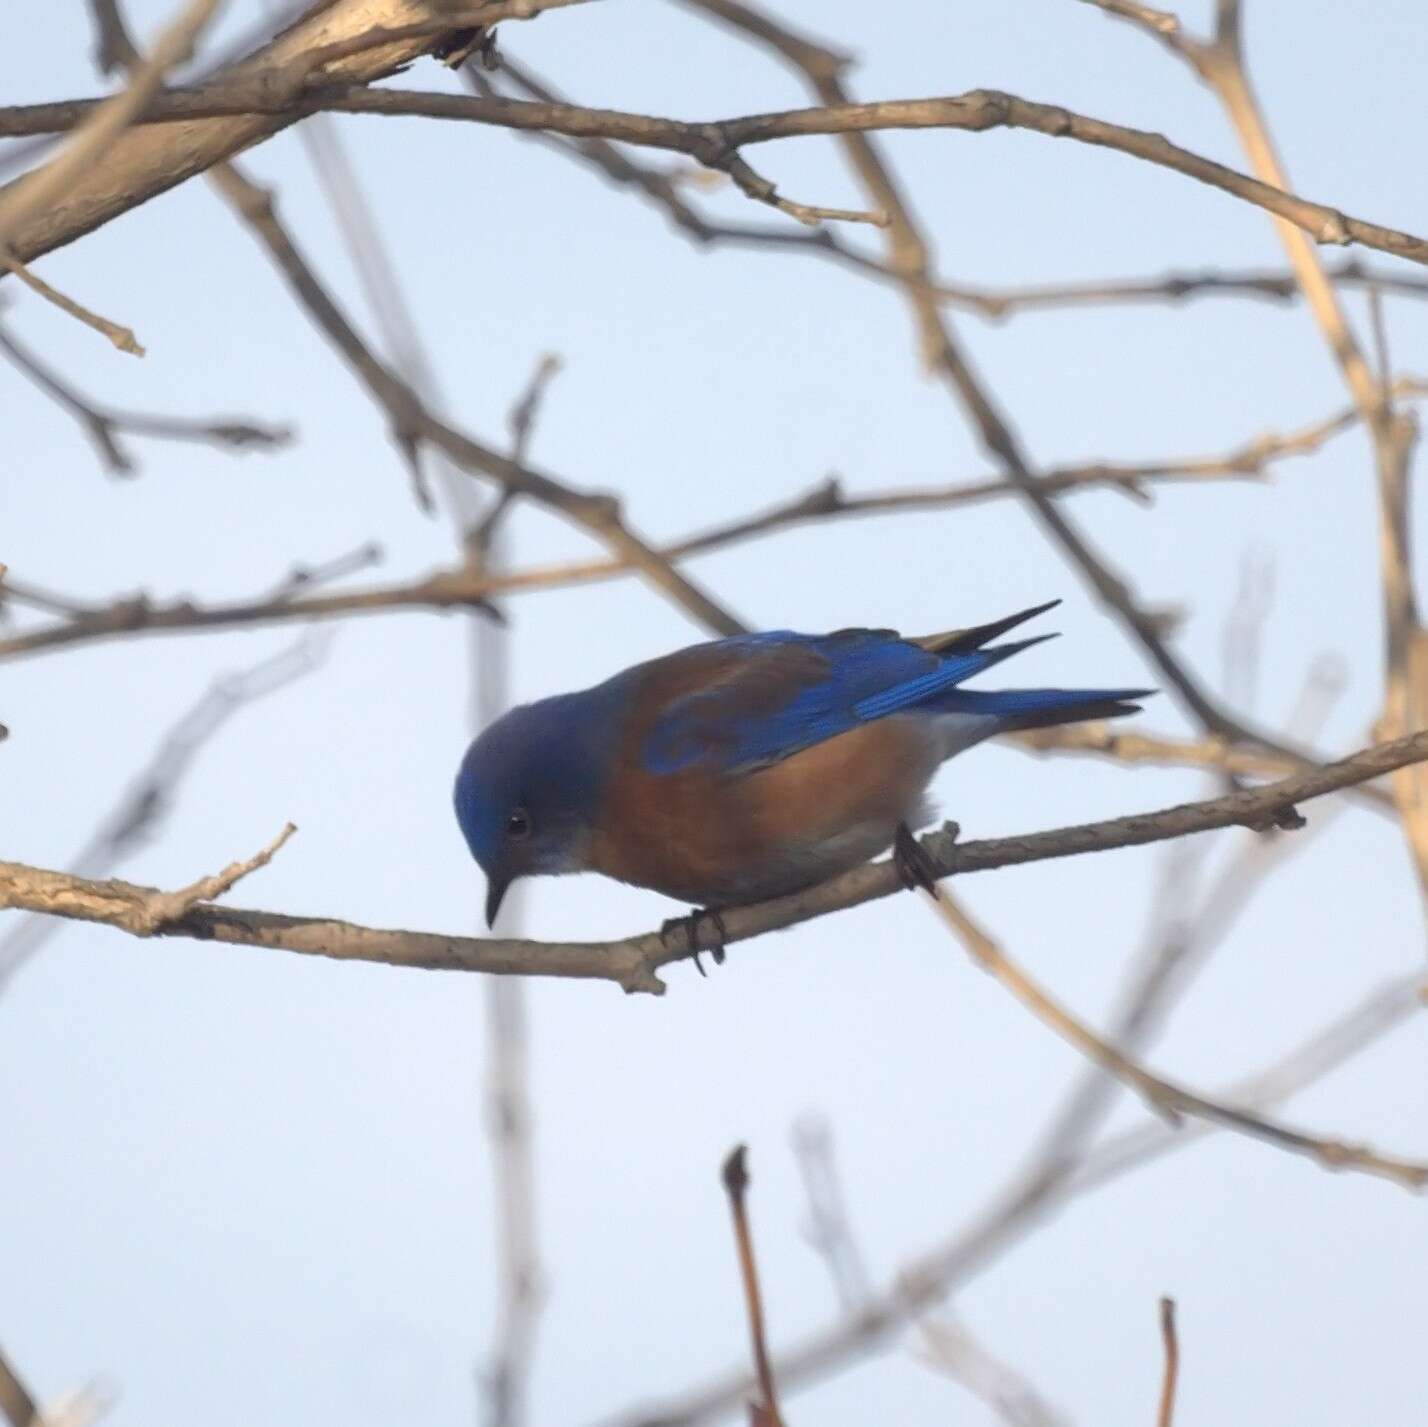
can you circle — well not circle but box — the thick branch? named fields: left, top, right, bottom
left=0, top=0, right=536, bottom=263
left=0, top=0, right=226, bottom=251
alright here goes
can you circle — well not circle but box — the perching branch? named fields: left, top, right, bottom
left=3, top=728, right=1426, bottom=994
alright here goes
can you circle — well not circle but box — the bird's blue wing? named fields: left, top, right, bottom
left=641, top=628, right=1033, bottom=775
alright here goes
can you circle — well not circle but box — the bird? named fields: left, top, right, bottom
left=454, top=600, right=1151, bottom=938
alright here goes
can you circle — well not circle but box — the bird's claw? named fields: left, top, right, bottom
left=660, top=907, right=729, bottom=975
left=893, top=823, right=940, bottom=895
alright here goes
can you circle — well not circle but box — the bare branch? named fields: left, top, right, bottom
left=12, top=373, right=1422, bottom=660
left=207, top=159, right=746, bottom=636
left=915, top=1320, right=1070, bottom=1427
left=278, top=99, right=557, bottom=1426
left=951, top=259, right=1428, bottom=319
left=794, top=1118, right=1068, bottom=1427
left=0, top=0, right=215, bottom=350
left=0, top=0, right=481, bottom=264
left=0, top=633, right=328, bottom=991
left=1107, top=0, right=1428, bottom=917
left=7, top=84, right=1428, bottom=260
left=465, top=58, right=1428, bottom=322
left=791, top=1117, right=871, bottom=1313
left=1077, top=0, right=1182, bottom=38
left=0, top=0, right=226, bottom=249
left=604, top=969, right=1422, bottom=1427
left=1072, top=974, right=1425, bottom=1195
left=0, top=318, right=290, bottom=472
left=1157, top=1298, right=1179, bottom=1427
left=0, top=247, right=142, bottom=354
left=88, top=0, right=140, bottom=74
left=674, top=0, right=1352, bottom=801
left=721, top=1147, right=785, bottom=1427
left=925, top=888, right=1427, bottom=1188
left=3, top=728, right=1426, bottom=992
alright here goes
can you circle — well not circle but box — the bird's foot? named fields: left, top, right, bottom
left=893, top=823, right=941, bottom=896
left=660, top=907, right=729, bottom=976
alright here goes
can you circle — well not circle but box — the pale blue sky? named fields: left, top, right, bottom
left=3, top=3, right=1427, bottom=1424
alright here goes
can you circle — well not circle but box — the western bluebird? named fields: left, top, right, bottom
left=454, top=601, right=1150, bottom=929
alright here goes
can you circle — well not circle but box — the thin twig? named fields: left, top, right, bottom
left=919, top=891, right=1422, bottom=1182
left=1098, top=0, right=1428, bottom=910
left=793, top=1117, right=1069, bottom=1427
left=1071, top=973, right=1425, bottom=1196
left=88, top=0, right=140, bottom=73
left=0, top=319, right=290, bottom=471
left=791, top=1117, right=870, bottom=1312
left=1157, top=1298, right=1179, bottom=1427
left=0, top=247, right=142, bottom=354
left=207, top=159, right=746, bottom=637
left=468, top=57, right=1428, bottom=322
left=280, top=100, right=557, bottom=1421
left=11, top=374, right=1424, bottom=660
left=1079, top=0, right=1180, bottom=35
left=3, top=0, right=205, bottom=350
left=915, top=1320, right=1070, bottom=1427
left=721, top=1147, right=785, bottom=1427
left=129, top=822, right=296, bottom=932
left=603, top=973, right=1423, bottom=1427
left=926, top=888, right=1427, bottom=1187
left=0, top=632, right=328, bottom=991
left=951, top=259, right=1428, bottom=320
left=677, top=0, right=1340, bottom=795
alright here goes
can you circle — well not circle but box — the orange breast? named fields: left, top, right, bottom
left=588, top=715, right=938, bottom=904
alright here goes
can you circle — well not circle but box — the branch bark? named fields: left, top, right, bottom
left=7, top=84, right=1428, bottom=265
left=3, top=728, right=1425, bottom=993
left=0, top=0, right=484, bottom=263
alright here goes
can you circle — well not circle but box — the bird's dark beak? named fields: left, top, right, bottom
left=485, top=875, right=510, bottom=929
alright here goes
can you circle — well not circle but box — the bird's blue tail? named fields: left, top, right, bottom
left=932, top=685, right=1152, bottom=730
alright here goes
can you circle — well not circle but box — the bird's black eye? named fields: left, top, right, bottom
left=506, top=807, right=532, bottom=840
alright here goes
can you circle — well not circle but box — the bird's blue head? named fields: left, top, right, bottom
left=453, top=683, right=626, bottom=927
